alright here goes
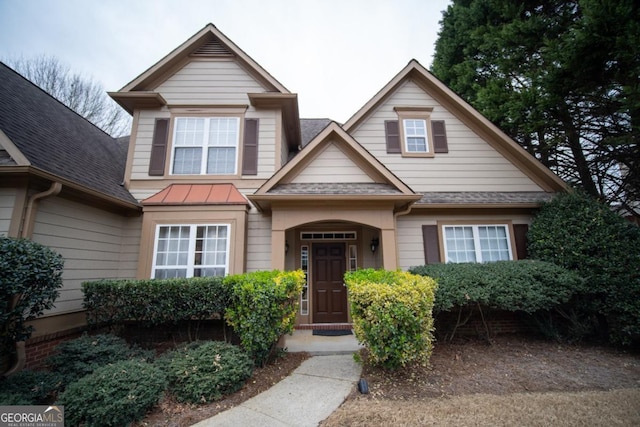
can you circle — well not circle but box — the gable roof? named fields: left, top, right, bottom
left=249, top=121, right=420, bottom=211
left=0, top=62, right=139, bottom=207
left=344, top=59, right=567, bottom=193
left=110, top=23, right=290, bottom=114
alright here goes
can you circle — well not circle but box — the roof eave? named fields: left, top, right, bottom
left=108, top=92, right=167, bottom=115
left=0, top=166, right=141, bottom=211
left=248, top=93, right=301, bottom=149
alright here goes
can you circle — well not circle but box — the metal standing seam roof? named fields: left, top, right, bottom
left=142, top=184, right=248, bottom=205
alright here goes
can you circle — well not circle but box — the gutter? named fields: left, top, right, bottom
left=5, top=182, right=62, bottom=376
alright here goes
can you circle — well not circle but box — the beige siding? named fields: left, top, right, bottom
left=396, top=212, right=533, bottom=271
left=246, top=207, right=272, bottom=271
left=129, top=110, right=276, bottom=184
left=31, top=197, right=139, bottom=315
left=130, top=110, right=170, bottom=180
left=249, top=110, right=277, bottom=179
left=352, top=80, right=545, bottom=192
left=0, top=187, right=16, bottom=236
left=154, top=60, right=267, bottom=104
left=118, top=216, right=142, bottom=278
left=291, top=142, right=374, bottom=184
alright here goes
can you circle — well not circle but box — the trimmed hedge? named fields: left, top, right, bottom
left=1, top=237, right=63, bottom=361
left=83, top=277, right=229, bottom=329
left=410, top=260, right=585, bottom=314
left=225, top=270, right=304, bottom=366
left=0, top=370, right=63, bottom=405
left=59, top=359, right=166, bottom=427
left=528, top=191, right=640, bottom=344
left=158, top=341, right=253, bottom=403
left=47, top=334, right=154, bottom=386
left=345, top=269, right=437, bottom=369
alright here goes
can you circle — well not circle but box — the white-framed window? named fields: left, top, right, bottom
left=171, top=117, right=239, bottom=175
left=403, top=119, right=428, bottom=153
left=300, top=245, right=309, bottom=315
left=152, top=224, right=230, bottom=279
left=442, top=225, right=512, bottom=263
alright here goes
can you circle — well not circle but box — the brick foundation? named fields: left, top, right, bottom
left=24, top=327, right=85, bottom=369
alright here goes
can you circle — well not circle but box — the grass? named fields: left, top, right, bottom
left=322, top=388, right=640, bottom=426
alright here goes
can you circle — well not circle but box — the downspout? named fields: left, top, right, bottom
left=392, top=202, right=415, bottom=268
left=4, top=181, right=62, bottom=376
left=21, top=181, right=62, bottom=238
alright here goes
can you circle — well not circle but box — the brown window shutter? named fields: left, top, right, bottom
left=149, top=118, right=169, bottom=176
left=432, top=120, right=448, bottom=153
left=385, top=120, right=401, bottom=153
left=513, top=224, right=529, bottom=260
left=422, top=225, right=441, bottom=264
left=242, top=118, right=259, bottom=175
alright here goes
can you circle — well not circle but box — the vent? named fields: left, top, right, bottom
left=191, top=37, right=233, bottom=57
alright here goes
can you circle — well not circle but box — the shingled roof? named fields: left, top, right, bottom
left=0, top=62, right=138, bottom=206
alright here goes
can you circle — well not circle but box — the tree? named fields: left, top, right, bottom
left=6, top=55, right=131, bottom=137
left=432, top=0, right=640, bottom=217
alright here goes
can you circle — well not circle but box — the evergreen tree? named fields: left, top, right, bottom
left=432, top=0, right=639, bottom=216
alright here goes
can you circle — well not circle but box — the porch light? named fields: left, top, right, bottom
left=370, top=238, right=379, bottom=254
left=285, top=240, right=289, bottom=255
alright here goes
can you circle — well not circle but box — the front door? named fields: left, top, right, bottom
left=312, top=243, right=348, bottom=323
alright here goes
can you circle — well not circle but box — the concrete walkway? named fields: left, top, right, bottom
left=192, top=330, right=363, bottom=427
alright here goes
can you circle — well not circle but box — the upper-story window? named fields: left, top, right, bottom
left=403, top=119, right=429, bottom=153
left=171, top=117, right=239, bottom=175
left=385, top=107, right=449, bottom=157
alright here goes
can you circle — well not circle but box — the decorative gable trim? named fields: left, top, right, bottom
left=190, top=35, right=233, bottom=57
left=115, top=23, right=290, bottom=94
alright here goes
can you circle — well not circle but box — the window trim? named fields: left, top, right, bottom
left=395, top=107, right=434, bottom=158
left=438, top=221, right=516, bottom=263
left=151, top=223, right=231, bottom=279
left=168, top=113, right=243, bottom=177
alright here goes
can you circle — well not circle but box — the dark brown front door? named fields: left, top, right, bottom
left=312, top=243, right=348, bottom=323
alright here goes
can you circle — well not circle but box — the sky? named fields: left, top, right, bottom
left=0, top=0, right=451, bottom=123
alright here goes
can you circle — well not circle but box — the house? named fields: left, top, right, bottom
left=0, top=23, right=566, bottom=347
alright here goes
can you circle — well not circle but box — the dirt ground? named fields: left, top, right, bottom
left=137, top=335, right=640, bottom=426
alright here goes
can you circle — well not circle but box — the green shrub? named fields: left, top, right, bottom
left=225, top=270, right=304, bottom=366
left=528, top=191, right=640, bottom=344
left=83, top=276, right=229, bottom=334
left=158, top=341, right=253, bottom=403
left=345, top=269, right=437, bottom=369
left=410, top=261, right=585, bottom=314
left=47, top=334, right=154, bottom=386
left=0, top=370, right=63, bottom=405
left=0, top=237, right=63, bottom=364
left=58, top=359, right=166, bottom=427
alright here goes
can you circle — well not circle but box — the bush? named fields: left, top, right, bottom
left=410, top=261, right=585, bottom=314
left=225, top=270, right=304, bottom=366
left=0, top=237, right=63, bottom=365
left=47, top=334, right=154, bottom=386
left=83, top=277, right=229, bottom=335
left=158, top=341, right=253, bottom=403
left=528, top=191, right=640, bottom=344
left=0, top=370, right=63, bottom=405
left=58, top=359, right=166, bottom=427
left=345, top=269, right=437, bottom=369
